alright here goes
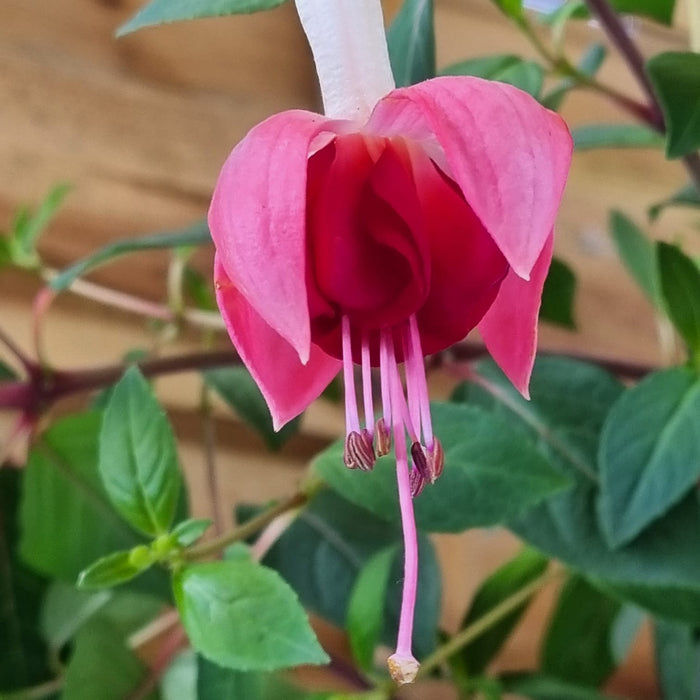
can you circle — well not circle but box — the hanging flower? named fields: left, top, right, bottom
left=210, top=0, right=572, bottom=684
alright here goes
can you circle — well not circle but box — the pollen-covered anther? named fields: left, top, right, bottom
left=387, top=652, right=420, bottom=685
left=343, top=430, right=376, bottom=471
left=427, top=438, right=445, bottom=483
left=409, top=467, right=425, bottom=498
left=375, top=417, right=392, bottom=456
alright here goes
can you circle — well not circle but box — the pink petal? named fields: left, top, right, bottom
left=477, top=233, right=554, bottom=397
left=366, top=77, right=572, bottom=279
left=209, top=109, right=344, bottom=364
left=215, top=256, right=341, bottom=430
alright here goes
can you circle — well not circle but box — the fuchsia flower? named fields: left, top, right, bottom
left=210, top=0, right=572, bottom=683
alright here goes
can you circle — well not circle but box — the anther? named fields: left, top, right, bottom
left=387, top=653, right=420, bottom=685
left=409, top=468, right=425, bottom=498
left=343, top=430, right=376, bottom=471
left=410, top=442, right=430, bottom=482
left=427, top=438, right=444, bottom=483
left=375, top=417, right=391, bottom=456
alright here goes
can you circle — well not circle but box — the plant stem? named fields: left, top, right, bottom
left=414, top=567, right=563, bottom=681
left=582, top=0, right=700, bottom=191
left=200, top=383, right=224, bottom=534
left=0, top=326, right=34, bottom=372
left=184, top=491, right=308, bottom=560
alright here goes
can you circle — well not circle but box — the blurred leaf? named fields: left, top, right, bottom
left=172, top=518, right=212, bottom=547
left=546, top=0, right=674, bottom=24
left=205, top=367, right=300, bottom=450
left=500, top=672, right=620, bottom=699
left=387, top=0, right=435, bottom=87
left=542, top=43, right=606, bottom=110
left=609, top=210, right=662, bottom=307
left=49, top=219, right=210, bottom=292
left=491, top=0, right=523, bottom=20
left=457, top=548, right=548, bottom=676
left=647, top=52, right=700, bottom=158
left=0, top=361, right=16, bottom=380
left=598, top=368, right=700, bottom=547
left=99, top=366, right=182, bottom=537
left=609, top=605, right=645, bottom=664
left=441, top=54, right=544, bottom=98
left=0, top=470, right=52, bottom=692
left=346, top=547, right=397, bottom=671
left=40, top=582, right=111, bottom=652
left=61, top=592, right=161, bottom=700
left=183, top=265, right=217, bottom=311
left=118, top=0, right=289, bottom=36
left=649, top=183, right=700, bottom=220
left=314, top=402, right=569, bottom=533
left=161, top=650, right=197, bottom=700
left=542, top=575, right=620, bottom=686
left=654, top=619, right=700, bottom=700
left=77, top=549, right=152, bottom=590
left=572, top=123, right=664, bottom=151
left=174, top=559, right=328, bottom=671
left=11, top=184, right=70, bottom=260
left=540, top=257, right=576, bottom=328
left=657, top=242, right=700, bottom=361
left=197, top=656, right=264, bottom=700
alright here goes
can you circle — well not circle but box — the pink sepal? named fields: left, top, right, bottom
left=367, top=77, right=572, bottom=279
left=209, top=110, right=342, bottom=364
left=215, top=256, right=341, bottom=430
left=478, top=233, right=554, bottom=398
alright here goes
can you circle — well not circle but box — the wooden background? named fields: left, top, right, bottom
left=2, top=0, right=698, bottom=696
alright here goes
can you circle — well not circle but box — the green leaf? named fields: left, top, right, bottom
left=11, top=184, right=70, bottom=259
left=197, top=656, right=264, bottom=700
left=183, top=265, right=217, bottom=311
left=456, top=548, right=549, bottom=676
left=500, top=672, right=620, bottom=699
left=313, top=402, right=569, bottom=533
left=0, top=360, right=17, bottom=380
left=77, top=549, right=152, bottom=590
left=0, top=470, right=52, bottom=692
left=491, top=0, right=523, bottom=20
left=204, top=367, right=300, bottom=450
left=441, top=54, right=544, bottom=98
left=346, top=547, right=397, bottom=671
left=540, top=257, right=576, bottom=328
left=40, top=582, right=112, bottom=652
left=609, top=210, right=662, bottom=307
left=657, top=242, right=700, bottom=360
left=648, top=183, right=700, bottom=221
left=117, top=0, right=289, bottom=36
left=541, top=575, right=620, bottom=686
left=542, top=43, right=606, bottom=111
left=61, top=594, right=161, bottom=700
left=598, top=368, right=700, bottom=547
left=654, top=619, right=700, bottom=700
left=609, top=0, right=675, bottom=24
left=99, top=366, right=182, bottom=537
left=49, top=219, right=210, bottom=292
left=174, top=559, right=328, bottom=671
left=172, top=518, right=212, bottom=547
left=387, top=0, right=436, bottom=87
left=161, top=650, right=197, bottom=700
left=647, top=52, right=700, bottom=158
left=572, top=123, right=664, bottom=151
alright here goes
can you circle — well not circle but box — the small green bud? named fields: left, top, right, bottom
left=128, top=545, right=154, bottom=570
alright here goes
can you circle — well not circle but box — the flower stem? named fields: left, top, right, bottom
left=184, top=491, right=308, bottom=560
left=414, top=566, right=563, bottom=680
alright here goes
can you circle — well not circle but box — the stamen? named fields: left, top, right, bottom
left=379, top=328, right=393, bottom=430
left=409, top=467, right=426, bottom=498
left=387, top=348, right=419, bottom=684
left=427, top=438, right=445, bottom=483
left=375, top=417, right=391, bottom=456
left=408, top=315, right=434, bottom=449
left=402, top=324, right=422, bottom=445
left=410, top=442, right=430, bottom=483
left=343, top=430, right=376, bottom=471
left=341, top=315, right=360, bottom=436
left=361, top=332, right=374, bottom=435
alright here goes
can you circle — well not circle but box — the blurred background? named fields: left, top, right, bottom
left=2, top=1, right=696, bottom=696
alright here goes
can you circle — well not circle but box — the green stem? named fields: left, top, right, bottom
left=414, top=567, right=563, bottom=681
left=184, top=491, right=308, bottom=560
left=0, top=677, right=64, bottom=700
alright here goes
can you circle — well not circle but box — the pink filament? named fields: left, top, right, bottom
left=408, top=315, right=433, bottom=448
left=361, top=333, right=375, bottom=434
left=341, top=315, right=360, bottom=434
